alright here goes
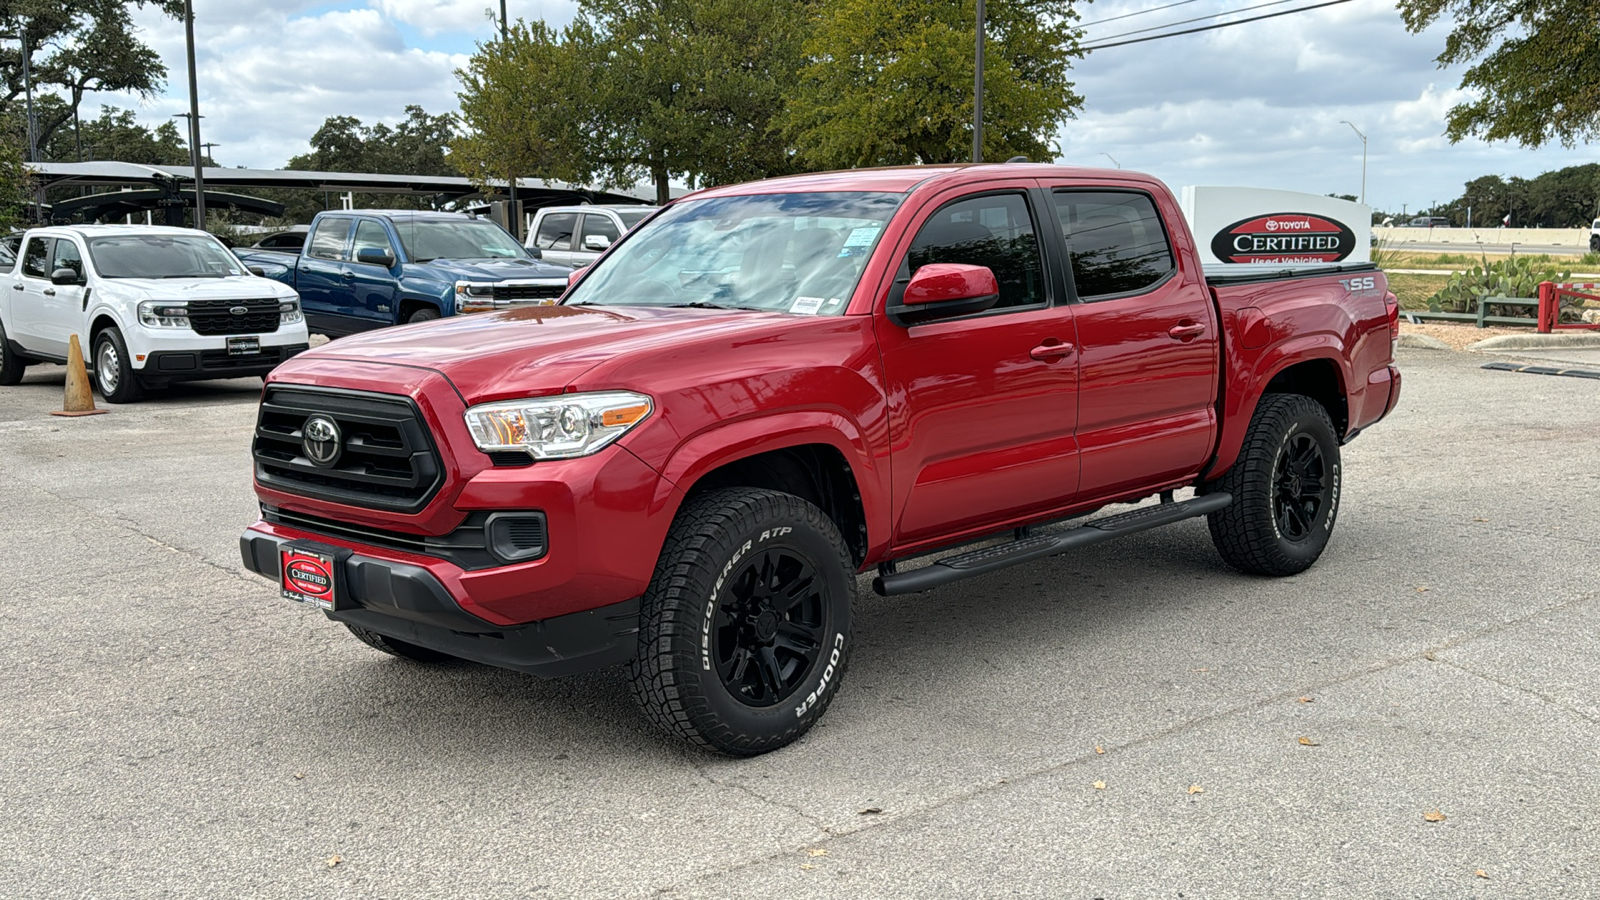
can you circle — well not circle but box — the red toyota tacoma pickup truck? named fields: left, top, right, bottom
left=240, top=164, right=1401, bottom=755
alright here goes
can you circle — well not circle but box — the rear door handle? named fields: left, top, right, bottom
left=1029, top=341, right=1075, bottom=361
left=1168, top=322, right=1206, bottom=341
left=11, top=283, right=22, bottom=291
left=340, top=269, right=356, bottom=280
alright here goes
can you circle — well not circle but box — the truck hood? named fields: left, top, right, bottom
left=295, top=303, right=795, bottom=403
left=102, top=275, right=290, bottom=298
left=420, top=257, right=571, bottom=281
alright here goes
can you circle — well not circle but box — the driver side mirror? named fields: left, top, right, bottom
left=887, top=263, right=1000, bottom=326
left=526, top=245, right=543, bottom=260
left=355, top=247, right=396, bottom=268
left=583, top=233, right=612, bottom=252
left=51, top=267, right=84, bottom=286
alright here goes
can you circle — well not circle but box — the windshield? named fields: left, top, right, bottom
left=564, top=192, right=902, bottom=315
left=87, top=234, right=244, bottom=279
left=617, top=209, right=653, bottom=229
left=391, top=218, right=528, bottom=262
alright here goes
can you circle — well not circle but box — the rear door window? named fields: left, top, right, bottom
left=534, top=212, right=577, bottom=251
left=907, top=192, right=1046, bottom=311
left=21, top=237, right=52, bottom=279
left=306, top=217, right=354, bottom=261
left=1051, top=191, right=1174, bottom=301
left=577, top=214, right=621, bottom=251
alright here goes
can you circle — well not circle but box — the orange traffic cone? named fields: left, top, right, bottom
left=51, top=334, right=108, bottom=417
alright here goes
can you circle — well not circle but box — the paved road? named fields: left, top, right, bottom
left=1, top=353, right=1597, bottom=898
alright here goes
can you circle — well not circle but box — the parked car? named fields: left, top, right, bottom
left=1589, top=218, right=1598, bottom=252
left=250, top=228, right=309, bottom=253
left=0, top=225, right=309, bottom=402
left=526, top=204, right=657, bottom=268
left=1407, top=216, right=1451, bottom=228
left=234, top=210, right=571, bottom=336
left=240, top=163, right=1401, bottom=755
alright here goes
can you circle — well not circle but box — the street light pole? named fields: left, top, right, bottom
left=973, top=0, right=985, bottom=163
left=183, top=0, right=206, bottom=229
left=20, top=30, right=35, bottom=162
left=1339, top=120, right=1366, bottom=205
left=500, top=0, right=508, bottom=41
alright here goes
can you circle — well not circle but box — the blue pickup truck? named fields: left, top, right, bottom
left=234, top=210, right=571, bottom=336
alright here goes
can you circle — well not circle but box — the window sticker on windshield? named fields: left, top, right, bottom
left=791, top=296, right=826, bottom=315
left=838, top=226, right=882, bottom=258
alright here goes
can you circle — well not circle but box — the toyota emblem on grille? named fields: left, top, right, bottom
left=302, top=415, right=342, bottom=467
left=229, top=305, right=249, bottom=315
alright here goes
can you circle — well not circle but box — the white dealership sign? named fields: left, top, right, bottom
left=1180, top=186, right=1371, bottom=267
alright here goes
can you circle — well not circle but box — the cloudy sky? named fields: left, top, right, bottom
left=100, top=0, right=1594, bottom=216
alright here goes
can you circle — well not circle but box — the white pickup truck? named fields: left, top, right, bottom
left=525, top=205, right=657, bottom=268
left=0, top=225, right=310, bottom=403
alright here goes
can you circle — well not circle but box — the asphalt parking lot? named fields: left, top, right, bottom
left=1, top=349, right=1597, bottom=898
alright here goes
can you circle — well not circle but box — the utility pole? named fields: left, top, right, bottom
left=973, top=0, right=985, bottom=163
left=500, top=0, right=508, bottom=41
left=501, top=0, right=519, bottom=236
left=1339, top=120, right=1366, bottom=205
left=1101, top=152, right=1120, bottom=169
left=183, top=0, right=206, bottom=229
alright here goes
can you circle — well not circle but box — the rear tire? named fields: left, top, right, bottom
left=0, top=320, right=27, bottom=386
left=1591, top=234, right=1599, bottom=253
left=1206, top=394, right=1341, bottom=576
left=629, top=488, right=855, bottom=756
left=92, top=327, right=144, bottom=404
left=344, top=624, right=458, bottom=663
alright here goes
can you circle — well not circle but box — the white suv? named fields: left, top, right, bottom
left=526, top=205, right=657, bottom=268
left=0, top=225, right=310, bottom=403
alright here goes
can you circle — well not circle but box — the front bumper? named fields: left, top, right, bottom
left=239, top=529, right=639, bottom=678
left=142, top=344, right=309, bottom=382
left=128, top=321, right=312, bottom=371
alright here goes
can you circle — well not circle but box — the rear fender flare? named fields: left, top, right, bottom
left=1206, top=336, right=1352, bottom=480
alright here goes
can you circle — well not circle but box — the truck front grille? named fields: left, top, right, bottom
left=492, top=282, right=566, bottom=303
left=188, top=298, right=281, bottom=335
left=253, top=386, right=442, bottom=513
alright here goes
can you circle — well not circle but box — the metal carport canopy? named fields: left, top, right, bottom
left=28, top=162, right=673, bottom=204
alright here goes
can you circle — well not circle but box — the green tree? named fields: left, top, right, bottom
left=455, top=0, right=809, bottom=204
left=40, top=104, right=191, bottom=165
left=1398, top=0, right=1600, bottom=147
left=279, top=106, right=462, bottom=217
left=783, top=0, right=1084, bottom=168
left=0, top=122, right=30, bottom=228
left=0, top=1, right=182, bottom=159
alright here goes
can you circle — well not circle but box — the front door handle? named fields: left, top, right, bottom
left=1029, top=340, right=1075, bottom=361
left=1169, top=322, right=1206, bottom=341
left=42, top=287, right=55, bottom=296
left=340, top=269, right=356, bottom=280
left=10, top=284, right=21, bottom=291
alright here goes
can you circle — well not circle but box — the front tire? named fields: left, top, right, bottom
left=406, top=307, right=440, bottom=324
left=1591, top=234, right=1599, bottom=253
left=0, top=320, right=27, bottom=386
left=92, top=327, right=144, bottom=404
left=1206, top=394, right=1341, bottom=576
left=629, top=488, right=855, bottom=756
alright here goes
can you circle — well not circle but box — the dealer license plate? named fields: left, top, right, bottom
left=281, top=545, right=339, bottom=611
left=227, top=336, right=261, bottom=356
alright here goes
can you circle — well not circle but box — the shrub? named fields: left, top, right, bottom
left=1426, top=256, right=1571, bottom=316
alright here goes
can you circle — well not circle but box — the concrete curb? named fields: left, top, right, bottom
left=1398, top=334, right=1452, bottom=350
left=1467, top=333, right=1600, bottom=351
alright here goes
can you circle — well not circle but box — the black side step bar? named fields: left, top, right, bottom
left=872, top=493, right=1233, bottom=596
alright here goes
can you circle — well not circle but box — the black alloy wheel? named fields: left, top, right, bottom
left=1272, top=432, right=1329, bottom=542
left=1206, top=393, right=1341, bottom=576
left=710, top=545, right=828, bottom=708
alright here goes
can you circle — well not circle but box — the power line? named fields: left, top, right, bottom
left=1083, top=0, right=1304, bottom=42
left=1080, top=0, right=1357, bottom=50
left=1076, top=0, right=1201, bottom=29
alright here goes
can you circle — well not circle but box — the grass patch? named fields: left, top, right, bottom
left=1387, top=272, right=1450, bottom=310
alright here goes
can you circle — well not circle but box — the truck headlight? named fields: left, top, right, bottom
left=463, top=391, right=653, bottom=459
left=279, top=298, right=303, bottom=325
left=455, top=281, right=496, bottom=313
left=138, top=301, right=190, bottom=328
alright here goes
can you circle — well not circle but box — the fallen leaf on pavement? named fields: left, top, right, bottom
left=1473, top=517, right=1489, bottom=522
left=1424, top=651, right=1437, bottom=661
left=1297, top=696, right=1314, bottom=703
left=1094, top=745, right=1105, bottom=754
left=1415, top=586, right=1430, bottom=593
left=858, top=807, right=882, bottom=815
left=1475, top=869, right=1489, bottom=879
left=1298, top=736, right=1320, bottom=746
left=799, top=864, right=816, bottom=871
left=326, top=855, right=343, bottom=868
left=1423, top=810, right=1446, bottom=823
left=293, top=773, right=305, bottom=780
left=806, top=849, right=828, bottom=857
left=1093, top=781, right=1106, bottom=790
left=1187, top=784, right=1204, bottom=795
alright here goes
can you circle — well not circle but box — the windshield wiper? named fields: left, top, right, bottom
left=159, top=273, right=226, bottom=278
left=662, top=301, right=765, bottom=311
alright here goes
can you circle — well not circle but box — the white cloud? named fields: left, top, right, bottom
left=372, top=0, right=499, bottom=36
